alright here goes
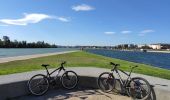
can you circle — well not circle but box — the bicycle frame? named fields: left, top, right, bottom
left=112, top=67, right=134, bottom=88
left=44, top=65, right=66, bottom=79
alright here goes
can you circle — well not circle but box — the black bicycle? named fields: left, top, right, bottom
left=28, top=61, right=78, bottom=96
left=98, top=62, right=151, bottom=100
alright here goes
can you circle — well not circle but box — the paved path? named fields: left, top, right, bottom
left=0, top=67, right=170, bottom=91
left=0, top=50, right=78, bottom=63
left=11, top=89, right=131, bottom=100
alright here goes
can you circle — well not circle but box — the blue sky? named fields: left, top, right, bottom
left=0, top=0, right=170, bottom=46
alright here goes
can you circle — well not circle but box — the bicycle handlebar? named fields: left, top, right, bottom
left=110, top=62, right=138, bottom=71
left=61, top=61, right=66, bottom=66
left=110, top=62, right=120, bottom=71
left=133, top=65, right=138, bottom=68
left=130, top=65, right=138, bottom=69
left=110, top=62, right=120, bottom=67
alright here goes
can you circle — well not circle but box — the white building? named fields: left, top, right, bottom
left=149, top=44, right=162, bottom=49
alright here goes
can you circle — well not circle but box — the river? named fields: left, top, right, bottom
left=0, top=48, right=78, bottom=58
left=86, top=49, right=170, bottom=70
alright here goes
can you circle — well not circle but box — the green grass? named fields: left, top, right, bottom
left=0, top=51, right=170, bottom=80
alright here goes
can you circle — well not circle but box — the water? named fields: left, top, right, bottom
left=0, top=48, right=78, bottom=58
left=86, top=49, right=170, bottom=70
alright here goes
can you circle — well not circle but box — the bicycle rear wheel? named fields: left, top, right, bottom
left=28, top=74, right=49, bottom=96
left=127, top=77, right=151, bottom=100
left=98, top=72, right=116, bottom=93
left=61, top=71, right=78, bottom=89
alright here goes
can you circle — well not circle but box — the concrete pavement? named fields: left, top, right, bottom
left=0, top=67, right=170, bottom=91
left=11, top=89, right=131, bottom=100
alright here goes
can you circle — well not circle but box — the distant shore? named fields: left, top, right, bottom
left=104, top=49, right=170, bottom=53
left=0, top=50, right=78, bottom=64
left=147, top=50, right=170, bottom=53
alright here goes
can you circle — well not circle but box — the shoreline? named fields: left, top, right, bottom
left=0, top=50, right=78, bottom=64
left=108, top=49, right=170, bottom=53
left=120, top=49, right=170, bottom=53
left=147, top=50, right=170, bottom=53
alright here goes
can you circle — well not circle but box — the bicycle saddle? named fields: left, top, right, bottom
left=41, top=64, right=50, bottom=67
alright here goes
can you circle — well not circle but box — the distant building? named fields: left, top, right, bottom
left=149, top=43, right=170, bottom=50
left=149, top=44, right=162, bottom=49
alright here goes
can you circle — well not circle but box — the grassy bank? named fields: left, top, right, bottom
left=0, top=51, right=170, bottom=80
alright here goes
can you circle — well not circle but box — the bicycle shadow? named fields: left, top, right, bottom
left=51, top=86, right=156, bottom=100
left=23, top=88, right=113, bottom=100
left=49, top=88, right=112, bottom=100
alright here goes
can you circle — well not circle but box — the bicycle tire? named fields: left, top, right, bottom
left=97, top=72, right=116, bottom=93
left=127, top=77, right=151, bottom=100
left=28, top=74, right=49, bottom=96
left=61, top=71, right=78, bottom=89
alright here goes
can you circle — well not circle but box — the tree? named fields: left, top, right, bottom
left=0, top=39, right=3, bottom=48
left=0, top=36, right=57, bottom=48
left=141, top=45, right=152, bottom=49
left=3, top=36, right=10, bottom=47
left=129, top=44, right=138, bottom=49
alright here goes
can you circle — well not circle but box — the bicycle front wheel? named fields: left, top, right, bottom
left=61, top=71, right=78, bottom=89
left=98, top=72, right=115, bottom=93
left=127, top=77, right=151, bottom=100
left=28, top=74, right=49, bottom=96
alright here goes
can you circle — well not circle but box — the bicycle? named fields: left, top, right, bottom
left=98, top=62, right=151, bottom=100
left=28, top=61, right=78, bottom=96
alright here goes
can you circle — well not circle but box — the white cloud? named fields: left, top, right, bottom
left=104, top=32, right=116, bottom=35
left=121, top=30, right=131, bottom=34
left=56, top=17, right=70, bottom=22
left=140, top=29, right=155, bottom=33
left=72, top=4, right=94, bottom=11
left=0, top=13, right=55, bottom=26
left=139, top=29, right=155, bottom=36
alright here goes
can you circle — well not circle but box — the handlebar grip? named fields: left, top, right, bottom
left=110, top=62, right=115, bottom=65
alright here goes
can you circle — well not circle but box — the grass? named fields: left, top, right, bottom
left=0, top=51, right=170, bottom=80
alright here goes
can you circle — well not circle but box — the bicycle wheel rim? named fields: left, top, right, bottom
left=98, top=72, right=115, bottom=93
left=28, top=74, right=49, bottom=96
left=61, top=71, right=78, bottom=89
left=128, top=77, right=151, bottom=100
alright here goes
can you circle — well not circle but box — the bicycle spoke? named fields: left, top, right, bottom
left=61, top=71, right=78, bottom=89
left=28, top=74, right=49, bottom=95
left=98, top=72, right=115, bottom=93
left=128, top=77, right=151, bottom=100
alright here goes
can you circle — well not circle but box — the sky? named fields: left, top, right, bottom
left=0, top=0, right=170, bottom=46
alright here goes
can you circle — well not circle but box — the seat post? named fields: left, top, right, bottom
left=44, top=66, right=50, bottom=76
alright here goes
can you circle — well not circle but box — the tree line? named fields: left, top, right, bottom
left=0, top=36, right=57, bottom=48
